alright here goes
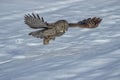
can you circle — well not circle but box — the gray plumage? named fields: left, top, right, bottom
left=24, top=13, right=48, bottom=29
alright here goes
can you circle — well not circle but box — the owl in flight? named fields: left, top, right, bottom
left=24, top=13, right=102, bottom=45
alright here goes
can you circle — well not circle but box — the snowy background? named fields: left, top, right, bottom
left=0, top=0, right=120, bottom=80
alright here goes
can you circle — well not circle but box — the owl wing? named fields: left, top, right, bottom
left=28, top=29, right=45, bottom=39
left=78, top=17, right=102, bottom=28
left=24, top=13, right=48, bottom=29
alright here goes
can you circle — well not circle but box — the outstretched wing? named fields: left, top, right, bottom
left=78, top=17, right=102, bottom=28
left=24, top=13, right=48, bottom=29
left=29, top=28, right=56, bottom=38
left=29, top=29, right=45, bottom=38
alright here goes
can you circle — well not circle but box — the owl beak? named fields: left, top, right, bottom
left=60, top=30, right=64, bottom=32
left=60, top=30, right=67, bottom=33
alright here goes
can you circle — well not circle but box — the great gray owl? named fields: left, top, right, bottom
left=24, top=13, right=102, bottom=45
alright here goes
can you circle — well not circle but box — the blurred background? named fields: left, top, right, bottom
left=0, top=0, right=120, bottom=80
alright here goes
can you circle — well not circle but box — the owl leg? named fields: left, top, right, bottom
left=43, top=38, right=50, bottom=45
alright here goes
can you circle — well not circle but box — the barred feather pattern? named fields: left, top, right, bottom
left=24, top=13, right=48, bottom=29
left=78, top=17, right=102, bottom=28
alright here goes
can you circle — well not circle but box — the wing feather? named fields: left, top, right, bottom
left=24, top=13, right=48, bottom=29
left=78, top=17, right=102, bottom=28
left=29, top=29, right=44, bottom=38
